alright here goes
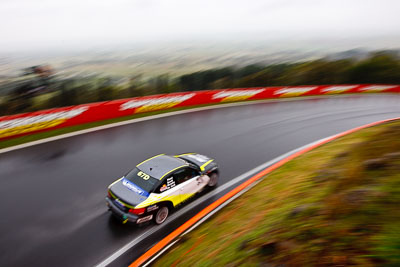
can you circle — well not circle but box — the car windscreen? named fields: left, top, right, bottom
left=124, top=167, right=159, bottom=193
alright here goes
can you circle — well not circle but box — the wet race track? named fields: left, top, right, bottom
left=1, top=94, right=400, bottom=267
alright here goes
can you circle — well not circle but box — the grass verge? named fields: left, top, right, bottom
left=154, top=120, right=400, bottom=266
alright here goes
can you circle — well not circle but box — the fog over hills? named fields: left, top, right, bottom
left=1, top=36, right=399, bottom=79
left=1, top=0, right=399, bottom=77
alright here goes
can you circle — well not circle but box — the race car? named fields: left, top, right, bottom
left=106, top=153, right=219, bottom=225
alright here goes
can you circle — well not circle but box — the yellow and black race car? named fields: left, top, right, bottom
left=106, top=153, right=219, bottom=224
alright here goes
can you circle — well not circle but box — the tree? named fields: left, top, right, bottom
left=346, top=54, right=400, bottom=84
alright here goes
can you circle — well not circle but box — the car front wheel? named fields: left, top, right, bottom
left=154, top=206, right=169, bottom=225
left=207, top=172, right=219, bottom=187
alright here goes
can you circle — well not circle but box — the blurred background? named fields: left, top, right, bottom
left=1, top=0, right=400, bottom=116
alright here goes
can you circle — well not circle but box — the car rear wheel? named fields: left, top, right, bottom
left=154, top=206, right=169, bottom=225
left=207, top=172, right=219, bottom=187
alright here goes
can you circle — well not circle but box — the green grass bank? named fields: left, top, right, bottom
left=155, top=120, right=400, bottom=266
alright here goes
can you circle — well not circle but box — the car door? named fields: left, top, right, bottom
left=173, top=167, right=207, bottom=203
left=154, top=174, right=182, bottom=207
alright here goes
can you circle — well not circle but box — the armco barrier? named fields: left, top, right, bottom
left=1, top=84, right=399, bottom=141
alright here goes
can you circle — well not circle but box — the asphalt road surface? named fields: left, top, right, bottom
left=1, top=94, right=400, bottom=267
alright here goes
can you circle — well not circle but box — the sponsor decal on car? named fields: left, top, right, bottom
left=321, top=85, right=357, bottom=94
left=119, top=94, right=195, bottom=113
left=160, top=184, right=168, bottom=192
left=0, top=107, right=88, bottom=138
left=275, top=87, right=317, bottom=97
left=122, top=178, right=150, bottom=197
left=147, top=205, right=159, bottom=212
left=167, top=177, right=175, bottom=188
left=212, top=89, right=265, bottom=102
left=160, top=177, right=176, bottom=192
left=136, top=215, right=153, bottom=224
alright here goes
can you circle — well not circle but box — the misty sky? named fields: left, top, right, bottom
left=1, top=0, right=399, bottom=52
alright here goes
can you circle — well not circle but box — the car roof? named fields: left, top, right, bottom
left=136, top=154, right=188, bottom=180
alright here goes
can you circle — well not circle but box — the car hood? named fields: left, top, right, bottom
left=110, top=178, right=149, bottom=206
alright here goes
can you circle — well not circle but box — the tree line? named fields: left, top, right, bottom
left=1, top=51, right=400, bottom=116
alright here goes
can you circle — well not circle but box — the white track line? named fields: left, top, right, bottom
left=0, top=94, right=358, bottom=154
left=94, top=138, right=327, bottom=267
